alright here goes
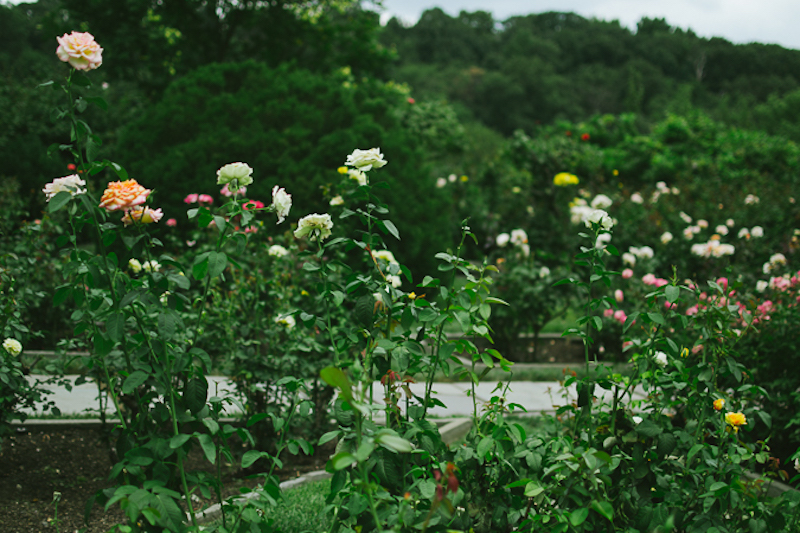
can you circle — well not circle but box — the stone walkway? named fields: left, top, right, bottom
left=23, top=375, right=648, bottom=418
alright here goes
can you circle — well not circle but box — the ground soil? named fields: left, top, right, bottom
left=0, top=424, right=333, bottom=533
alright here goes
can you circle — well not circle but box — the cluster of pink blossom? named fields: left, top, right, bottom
left=184, top=193, right=214, bottom=205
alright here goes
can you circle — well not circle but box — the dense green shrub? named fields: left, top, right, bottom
left=116, top=61, right=451, bottom=275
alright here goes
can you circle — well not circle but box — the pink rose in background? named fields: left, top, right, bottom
left=56, top=32, right=103, bottom=70
left=642, top=273, right=657, bottom=285
left=613, top=310, right=627, bottom=324
left=184, top=194, right=199, bottom=204
left=198, top=194, right=214, bottom=205
left=604, top=308, right=615, bottom=317
left=220, top=183, right=247, bottom=197
left=692, top=345, right=704, bottom=354
left=686, top=305, right=699, bottom=316
left=166, top=218, right=177, bottom=227
left=654, top=278, right=669, bottom=288
left=716, top=277, right=728, bottom=290
left=244, top=225, right=258, bottom=234
left=243, top=200, right=265, bottom=210
left=664, top=301, right=677, bottom=310
left=622, top=268, right=633, bottom=279
left=615, top=289, right=624, bottom=303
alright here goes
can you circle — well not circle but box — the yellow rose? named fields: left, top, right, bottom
left=725, top=412, right=747, bottom=432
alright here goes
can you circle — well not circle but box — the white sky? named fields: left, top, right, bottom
left=378, top=0, right=800, bottom=51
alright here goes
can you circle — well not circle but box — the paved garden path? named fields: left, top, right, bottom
left=23, top=375, right=648, bottom=418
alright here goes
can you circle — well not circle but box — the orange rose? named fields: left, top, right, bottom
left=725, top=412, right=747, bottom=432
left=713, top=399, right=725, bottom=411
left=99, top=180, right=151, bottom=212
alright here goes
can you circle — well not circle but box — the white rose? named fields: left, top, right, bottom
left=591, top=194, right=613, bottom=209
left=660, top=232, right=673, bottom=244
left=268, top=245, right=288, bottom=257
left=271, top=186, right=292, bottom=224
left=373, top=250, right=398, bottom=264
left=496, top=233, right=510, bottom=247
left=143, top=260, right=161, bottom=273
left=654, top=351, right=668, bottom=367
left=510, top=229, right=528, bottom=246
left=539, top=266, right=550, bottom=278
left=630, top=192, right=644, bottom=204
left=43, top=175, right=87, bottom=202
left=756, top=280, right=768, bottom=292
left=584, top=209, right=613, bottom=230
left=294, top=213, right=333, bottom=240
left=216, top=162, right=254, bottom=190
left=751, top=226, right=764, bottom=238
left=3, top=338, right=22, bottom=356
left=715, top=225, right=729, bottom=236
left=330, top=195, right=344, bottom=206
left=275, top=314, right=296, bottom=330
left=387, top=274, right=402, bottom=288
left=622, top=253, right=636, bottom=266
left=344, top=148, right=387, bottom=171
left=348, top=169, right=368, bottom=186
left=128, top=258, right=143, bottom=273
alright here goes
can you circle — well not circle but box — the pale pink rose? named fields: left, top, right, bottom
left=614, top=310, right=627, bottom=324
left=654, top=278, right=668, bottom=288
left=121, top=206, right=163, bottom=226
left=615, top=289, right=624, bottom=303
left=664, top=301, right=676, bottom=310
left=56, top=32, right=103, bottom=70
left=244, top=225, right=258, bottom=234
left=622, top=268, right=633, bottom=279
left=692, top=345, right=704, bottom=354
left=166, top=218, right=177, bottom=227
left=642, top=273, right=657, bottom=285
left=622, top=341, right=633, bottom=350
left=184, top=194, right=199, bottom=204
left=604, top=308, right=615, bottom=318
left=220, top=183, right=247, bottom=197
left=198, top=194, right=214, bottom=205
left=686, top=305, right=699, bottom=316
left=186, top=240, right=197, bottom=247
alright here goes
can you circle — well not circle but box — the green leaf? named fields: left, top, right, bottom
left=647, top=312, right=665, bottom=325
left=524, top=481, right=544, bottom=497
left=665, top=285, right=680, bottom=303
left=85, top=96, right=108, bottom=111
left=570, top=508, right=589, bottom=526
left=157, top=312, right=176, bottom=340
left=207, top=251, right=228, bottom=278
left=184, top=378, right=207, bottom=414
left=657, top=432, right=677, bottom=456
left=122, top=371, right=148, bottom=394
left=383, top=219, right=400, bottom=240
left=377, top=434, right=414, bottom=453
left=477, top=435, right=494, bottom=458
left=241, top=450, right=265, bottom=469
left=47, top=191, right=73, bottom=213
left=591, top=500, right=614, bottom=522
left=169, top=434, right=191, bottom=449
left=197, top=434, right=216, bottom=464
left=106, top=312, right=125, bottom=342
left=330, top=452, right=357, bottom=471
left=320, top=367, right=352, bottom=401
left=635, top=419, right=663, bottom=438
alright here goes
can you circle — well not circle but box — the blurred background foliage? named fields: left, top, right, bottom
left=2, top=0, right=800, bottom=333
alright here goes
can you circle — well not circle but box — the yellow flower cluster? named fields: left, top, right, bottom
left=553, top=172, right=579, bottom=186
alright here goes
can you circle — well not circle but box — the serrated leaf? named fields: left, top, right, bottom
left=207, top=251, right=228, bottom=278
left=122, top=370, right=148, bottom=394
left=634, top=419, right=663, bottom=438
left=184, top=378, right=207, bottom=414
left=197, top=434, right=216, bottom=464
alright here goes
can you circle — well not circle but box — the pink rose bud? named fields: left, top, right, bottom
left=717, top=277, right=728, bottom=290
left=166, top=218, right=177, bottom=227
left=622, top=268, right=633, bottom=279
left=642, top=273, right=657, bottom=285
left=604, top=308, right=615, bottom=317
left=615, top=289, right=624, bottom=302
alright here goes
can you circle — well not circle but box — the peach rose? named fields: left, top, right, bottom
left=99, top=179, right=151, bottom=211
left=121, top=206, right=163, bottom=226
left=56, top=32, right=103, bottom=71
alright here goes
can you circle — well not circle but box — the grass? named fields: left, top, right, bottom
left=204, top=479, right=331, bottom=532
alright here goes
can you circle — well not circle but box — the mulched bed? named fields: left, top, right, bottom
left=0, top=424, right=333, bottom=533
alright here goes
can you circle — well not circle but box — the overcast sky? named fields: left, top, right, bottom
left=378, top=0, right=800, bottom=51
